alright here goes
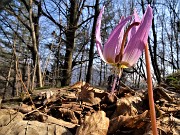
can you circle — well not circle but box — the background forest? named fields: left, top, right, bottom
left=0, top=0, right=179, bottom=98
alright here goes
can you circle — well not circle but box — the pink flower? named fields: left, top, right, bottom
left=96, top=5, right=153, bottom=68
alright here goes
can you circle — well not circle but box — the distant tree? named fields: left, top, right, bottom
left=41, top=0, right=94, bottom=86
left=0, top=0, right=12, bottom=11
left=1, top=0, right=43, bottom=89
left=86, top=0, right=100, bottom=83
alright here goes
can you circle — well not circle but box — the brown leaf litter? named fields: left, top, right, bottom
left=0, top=81, right=180, bottom=135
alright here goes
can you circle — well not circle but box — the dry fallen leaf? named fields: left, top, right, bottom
left=0, top=120, right=72, bottom=135
left=76, top=111, right=109, bottom=135
left=78, top=83, right=101, bottom=105
left=78, top=83, right=90, bottom=100
left=0, top=109, right=73, bottom=135
left=111, top=95, right=142, bottom=118
left=0, top=109, right=24, bottom=127
left=70, top=81, right=86, bottom=90
left=59, top=108, right=79, bottom=124
left=108, top=110, right=149, bottom=134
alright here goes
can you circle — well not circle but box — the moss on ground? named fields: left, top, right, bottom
left=165, top=70, right=180, bottom=90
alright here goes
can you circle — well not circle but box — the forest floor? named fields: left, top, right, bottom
left=0, top=73, right=180, bottom=135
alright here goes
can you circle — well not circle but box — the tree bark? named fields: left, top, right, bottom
left=86, top=0, right=99, bottom=83
left=61, top=0, right=78, bottom=86
left=61, top=0, right=87, bottom=86
left=151, top=10, right=161, bottom=84
left=29, top=0, right=42, bottom=88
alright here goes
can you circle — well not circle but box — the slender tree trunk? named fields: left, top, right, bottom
left=161, top=21, right=165, bottom=79
left=174, top=16, right=179, bottom=69
left=170, top=17, right=175, bottom=71
left=27, top=62, right=31, bottom=90
left=3, top=35, right=17, bottom=98
left=29, top=0, right=42, bottom=88
left=99, top=60, right=103, bottom=85
left=35, top=1, right=42, bottom=86
left=104, top=63, right=107, bottom=84
left=61, top=0, right=79, bottom=86
left=56, top=43, right=61, bottom=87
left=13, top=38, right=18, bottom=96
left=62, top=32, right=75, bottom=86
left=175, top=34, right=179, bottom=69
left=13, top=59, right=18, bottom=96
left=149, top=18, right=161, bottom=84
left=86, top=0, right=99, bottom=83
left=3, top=58, right=13, bottom=99
left=141, top=0, right=161, bottom=84
left=85, top=61, right=88, bottom=81
left=78, top=49, right=84, bottom=81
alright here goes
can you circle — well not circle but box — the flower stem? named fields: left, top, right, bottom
left=111, top=75, right=117, bottom=94
left=145, top=43, right=158, bottom=135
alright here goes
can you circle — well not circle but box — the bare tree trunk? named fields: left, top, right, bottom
left=78, top=48, right=85, bottom=81
left=56, top=40, right=62, bottom=87
left=13, top=36, right=18, bottom=96
left=3, top=34, right=17, bottom=98
left=104, top=64, right=107, bottom=84
left=99, top=60, right=103, bottom=85
left=62, top=33, right=75, bottom=86
left=173, top=0, right=179, bottom=69
left=27, top=62, right=31, bottom=90
left=61, top=0, right=83, bottom=86
left=161, top=17, right=166, bottom=79
left=150, top=15, right=161, bottom=84
left=2, top=58, right=13, bottom=99
left=175, top=32, right=179, bottom=69
left=13, top=58, right=18, bottom=96
left=141, top=0, right=161, bottom=84
left=29, top=0, right=42, bottom=89
left=86, top=0, right=99, bottom=83
left=61, top=0, right=77, bottom=86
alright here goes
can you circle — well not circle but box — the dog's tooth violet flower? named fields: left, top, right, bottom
left=95, top=5, right=153, bottom=69
left=96, top=5, right=158, bottom=135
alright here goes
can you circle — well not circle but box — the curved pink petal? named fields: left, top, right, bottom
left=95, top=6, right=106, bottom=62
left=116, top=16, right=125, bottom=57
left=128, top=9, right=141, bottom=42
left=122, top=5, right=153, bottom=67
left=103, top=15, right=132, bottom=63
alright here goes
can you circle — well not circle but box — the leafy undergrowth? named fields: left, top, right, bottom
left=0, top=81, right=180, bottom=135
left=165, top=70, right=180, bottom=90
